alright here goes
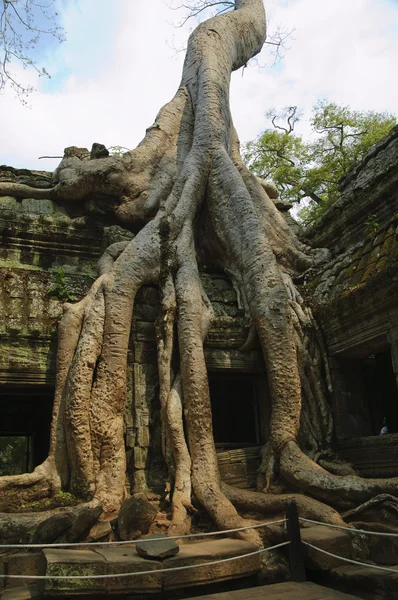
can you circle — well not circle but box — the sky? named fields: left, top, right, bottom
left=0, top=0, right=397, bottom=171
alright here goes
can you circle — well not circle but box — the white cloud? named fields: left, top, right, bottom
left=231, top=0, right=398, bottom=143
left=1, top=0, right=397, bottom=170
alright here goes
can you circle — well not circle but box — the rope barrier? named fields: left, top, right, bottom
left=299, top=517, right=398, bottom=538
left=0, top=518, right=286, bottom=550
left=302, top=541, right=398, bottom=574
left=0, top=541, right=291, bottom=580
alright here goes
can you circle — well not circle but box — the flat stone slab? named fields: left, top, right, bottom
left=186, top=581, right=361, bottom=599
left=6, top=552, right=44, bottom=589
left=43, top=548, right=107, bottom=595
left=326, top=564, right=398, bottom=597
left=136, top=533, right=179, bottom=559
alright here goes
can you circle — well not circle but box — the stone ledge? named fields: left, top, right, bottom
left=301, top=526, right=352, bottom=571
left=337, top=434, right=398, bottom=478
left=41, top=538, right=261, bottom=595
left=162, top=538, right=260, bottom=591
left=1, top=583, right=41, bottom=600
left=323, top=564, right=398, bottom=599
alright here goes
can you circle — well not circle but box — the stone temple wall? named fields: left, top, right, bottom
left=304, top=123, right=398, bottom=363
left=0, top=171, right=268, bottom=491
left=302, top=125, right=398, bottom=474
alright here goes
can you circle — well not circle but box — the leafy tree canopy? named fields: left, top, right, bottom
left=244, top=101, right=396, bottom=225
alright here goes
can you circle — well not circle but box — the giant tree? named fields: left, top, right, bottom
left=0, top=0, right=398, bottom=545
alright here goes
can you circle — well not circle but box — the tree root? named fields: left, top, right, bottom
left=280, top=441, right=398, bottom=510
left=222, top=483, right=346, bottom=526
left=0, top=459, right=59, bottom=512
left=343, top=494, right=398, bottom=521
left=1, top=0, right=397, bottom=543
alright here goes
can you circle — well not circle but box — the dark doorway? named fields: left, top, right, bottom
left=208, top=373, right=262, bottom=447
left=0, top=386, right=54, bottom=474
left=363, top=350, right=398, bottom=434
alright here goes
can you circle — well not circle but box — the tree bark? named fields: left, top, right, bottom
left=0, top=0, right=397, bottom=542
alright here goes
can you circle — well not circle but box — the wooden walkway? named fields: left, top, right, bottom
left=187, top=581, right=359, bottom=600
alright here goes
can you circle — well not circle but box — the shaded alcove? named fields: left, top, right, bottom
left=208, top=373, right=267, bottom=448
left=332, top=345, right=398, bottom=440
left=362, top=350, right=398, bottom=435
left=0, top=386, right=54, bottom=474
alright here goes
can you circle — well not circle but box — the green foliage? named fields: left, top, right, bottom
left=16, top=491, right=78, bottom=513
left=244, top=101, right=396, bottom=225
left=48, top=564, right=97, bottom=590
left=48, top=267, right=76, bottom=302
left=364, top=214, right=380, bottom=234
left=108, top=145, right=130, bottom=156
left=0, top=436, right=28, bottom=476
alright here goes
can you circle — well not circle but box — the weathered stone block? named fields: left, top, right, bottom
left=134, top=302, right=159, bottom=321
left=162, top=538, right=261, bottom=590
left=61, top=505, right=103, bottom=542
left=87, top=521, right=112, bottom=542
left=6, top=552, right=44, bottom=589
left=118, top=494, right=157, bottom=541
left=31, top=514, right=72, bottom=545
left=21, top=199, right=54, bottom=215
left=43, top=548, right=107, bottom=595
left=369, top=532, right=398, bottom=565
left=0, top=196, right=19, bottom=212
left=301, top=525, right=352, bottom=571
left=94, top=546, right=163, bottom=594
left=133, top=446, right=148, bottom=470
left=327, top=564, right=398, bottom=599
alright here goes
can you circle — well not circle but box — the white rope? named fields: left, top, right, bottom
left=0, top=541, right=290, bottom=580
left=302, top=541, right=398, bottom=574
left=299, top=517, right=398, bottom=538
left=0, top=518, right=286, bottom=549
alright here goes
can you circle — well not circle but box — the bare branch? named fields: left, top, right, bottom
left=0, top=0, right=65, bottom=101
left=168, top=0, right=234, bottom=28
left=168, top=2, right=294, bottom=68
left=264, top=24, right=295, bottom=66
left=270, top=106, right=299, bottom=135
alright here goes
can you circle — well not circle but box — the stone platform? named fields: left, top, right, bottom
left=187, top=581, right=361, bottom=599
left=1, top=538, right=261, bottom=597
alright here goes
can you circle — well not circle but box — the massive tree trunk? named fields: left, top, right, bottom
left=1, top=0, right=398, bottom=544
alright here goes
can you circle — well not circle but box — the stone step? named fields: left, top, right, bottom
left=301, top=526, right=353, bottom=571
left=320, top=564, right=398, bottom=600
left=351, top=524, right=398, bottom=566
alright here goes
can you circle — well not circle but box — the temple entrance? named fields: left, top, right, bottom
left=362, top=350, right=398, bottom=435
left=208, top=373, right=265, bottom=448
left=332, top=345, right=398, bottom=440
left=332, top=346, right=398, bottom=477
left=0, top=386, right=53, bottom=475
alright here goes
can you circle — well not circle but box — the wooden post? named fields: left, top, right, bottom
left=286, top=501, right=306, bottom=582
